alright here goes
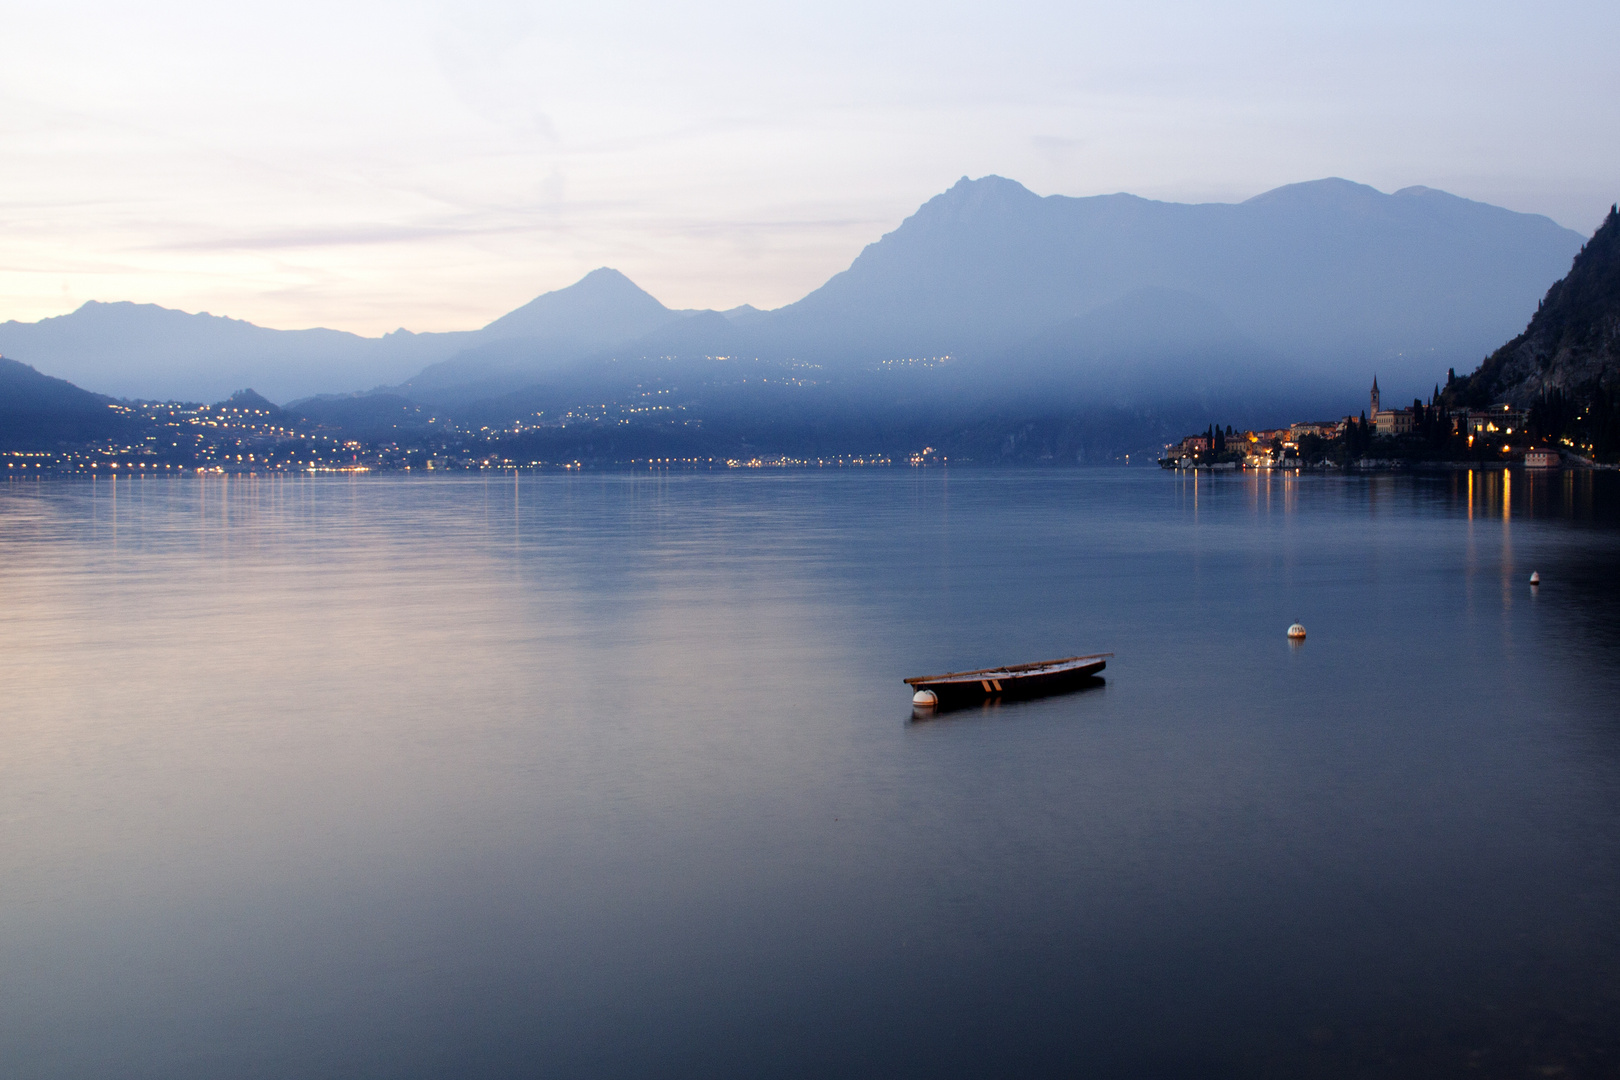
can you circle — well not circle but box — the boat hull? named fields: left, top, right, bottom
left=905, top=655, right=1109, bottom=708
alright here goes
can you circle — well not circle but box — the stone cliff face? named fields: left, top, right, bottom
left=1465, top=205, right=1620, bottom=406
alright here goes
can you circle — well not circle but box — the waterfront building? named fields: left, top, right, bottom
left=1368, top=376, right=1419, bottom=435
left=1374, top=408, right=1414, bottom=435
left=1466, top=404, right=1528, bottom=435
left=1524, top=447, right=1560, bottom=468
left=1289, top=421, right=1340, bottom=440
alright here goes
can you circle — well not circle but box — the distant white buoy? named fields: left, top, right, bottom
left=1287, top=623, right=1307, bottom=639
left=911, top=689, right=939, bottom=708
left=1530, top=571, right=1541, bottom=585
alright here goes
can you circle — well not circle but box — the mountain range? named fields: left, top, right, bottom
left=0, top=177, right=1585, bottom=412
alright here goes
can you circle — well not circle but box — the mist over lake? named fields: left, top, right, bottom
left=3, top=468, right=1618, bottom=1078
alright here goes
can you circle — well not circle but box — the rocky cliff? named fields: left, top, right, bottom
left=1461, top=205, right=1620, bottom=406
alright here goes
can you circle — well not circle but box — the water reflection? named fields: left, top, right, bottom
left=908, top=675, right=1108, bottom=721
left=1, top=470, right=1618, bottom=1079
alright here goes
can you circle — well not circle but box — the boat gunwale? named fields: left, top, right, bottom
left=903, top=653, right=1112, bottom=686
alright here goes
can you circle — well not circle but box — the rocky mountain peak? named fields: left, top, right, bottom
left=1461, top=204, right=1620, bottom=405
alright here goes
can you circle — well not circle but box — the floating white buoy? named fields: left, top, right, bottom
left=1530, top=571, right=1540, bottom=585
left=1287, top=623, right=1307, bottom=639
left=911, top=689, right=939, bottom=708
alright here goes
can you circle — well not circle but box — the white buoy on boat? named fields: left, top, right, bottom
left=1529, top=571, right=1541, bottom=585
left=1287, top=623, right=1307, bottom=639
left=911, top=689, right=939, bottom=708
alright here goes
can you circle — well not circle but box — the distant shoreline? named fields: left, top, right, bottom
left=1164, top=459, right=1618, bottom=473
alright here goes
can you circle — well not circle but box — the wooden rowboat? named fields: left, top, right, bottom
left=905, top=653, right=1111, bottom=708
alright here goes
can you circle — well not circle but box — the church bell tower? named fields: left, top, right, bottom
left=1370, top=375, right=1381, bottom=415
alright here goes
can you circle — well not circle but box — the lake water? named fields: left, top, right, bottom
left=2, top=468, right=1619, bottom=1079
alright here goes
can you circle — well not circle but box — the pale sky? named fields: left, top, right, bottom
left=3, top=0, right=1616, bottom=335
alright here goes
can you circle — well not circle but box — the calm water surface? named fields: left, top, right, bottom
left=2, top=468, right=1619, bottom=1079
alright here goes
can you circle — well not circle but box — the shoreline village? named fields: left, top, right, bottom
left=1161, top=377, right=1610, bottom=471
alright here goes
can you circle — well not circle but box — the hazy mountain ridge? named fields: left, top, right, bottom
left=400, top=270, right=717, bottom=402
left=0, top=301, right=458, bottom=404
left=0, top=177, right=1587, bottom=420
left=754, top=177, right=1581, bottom=382
left=0, top=271, right=690, bottom=404
left=476, top=268, right=673, bottom=343
left=405, top=177, right=1580, bottom=414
